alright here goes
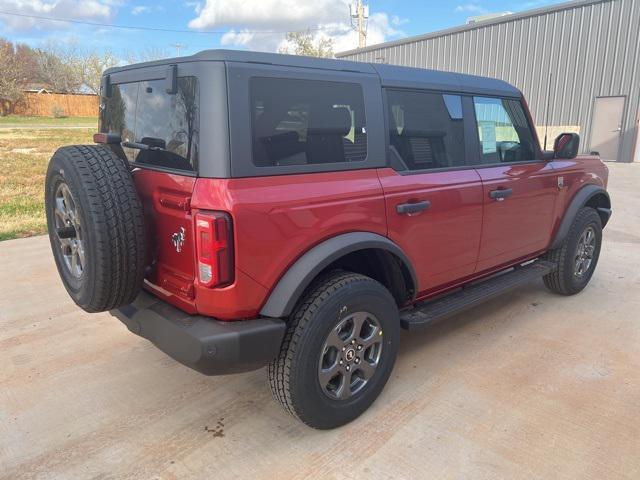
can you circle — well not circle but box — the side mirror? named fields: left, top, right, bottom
left=553, top=132, right=580, bottom=159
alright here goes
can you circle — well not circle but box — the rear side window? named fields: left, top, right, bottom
left=386, top=90, right=465, bottom=171
left=473, top=97, right=535, bottom=163
left=100, top=77, right=199, bottom=172
left=250, top=77, right=367, bottom=167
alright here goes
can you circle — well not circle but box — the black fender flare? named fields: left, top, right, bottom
left=259, top=232, right=418, bottom=319
left=550, top=184, right=611, bottom=249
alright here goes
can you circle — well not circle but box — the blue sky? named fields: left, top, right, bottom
left=0, top=0, right=566, bottom=58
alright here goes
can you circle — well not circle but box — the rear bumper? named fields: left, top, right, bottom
left=110, top=291, right=286, bottom=375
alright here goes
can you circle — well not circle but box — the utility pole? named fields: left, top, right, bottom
left=170, top=43, right=186, bottom=56
left=350, top=0, right=369, bottom=48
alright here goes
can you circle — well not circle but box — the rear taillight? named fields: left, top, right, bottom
left=93, top=132, right=121, bottom=144
left=195, top=211, right=234, bottom=288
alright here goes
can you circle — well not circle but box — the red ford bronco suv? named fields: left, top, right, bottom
left=45, top=50, right=611, bottom=429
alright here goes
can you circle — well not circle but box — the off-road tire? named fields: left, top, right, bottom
left=543, top=207, right=602, bottom=295
left=45, top=145, right=146, bottom=312
left=268, top=270, right=400, bottom=429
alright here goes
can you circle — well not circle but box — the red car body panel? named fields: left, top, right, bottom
left=474, top=161, right=558, bottom=272
left=133, top=156, right=608, bottom=321
left=188, top=169, right=386, bottom=320
left=133, top=169, right=198, bottom=314
left=376, top=167, right=484, bottom=296
left=547, top=155, right=608, bottom=239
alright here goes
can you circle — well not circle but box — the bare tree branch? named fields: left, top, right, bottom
left=279, top=30, right=334, bottom=58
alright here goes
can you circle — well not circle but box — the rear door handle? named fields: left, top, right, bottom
left=489, top=188, right=513, bottom=201
left=396, top=200, right=431, bottom=215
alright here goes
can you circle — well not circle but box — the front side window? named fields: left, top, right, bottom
left=250, top=77, right=367, bottom=167
left=386, top=90, right=465, bottom=171
left=473, top=97, right=536, bottom=163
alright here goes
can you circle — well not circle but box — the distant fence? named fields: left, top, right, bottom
left=12, top=92, right=99, bottom=117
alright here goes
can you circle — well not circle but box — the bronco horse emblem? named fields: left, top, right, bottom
left=171, top=227, right=186, bottom=253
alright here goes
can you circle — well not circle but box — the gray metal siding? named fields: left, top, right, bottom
left=338, top=0, right=640, bottom=162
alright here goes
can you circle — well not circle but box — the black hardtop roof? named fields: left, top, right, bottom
left=104, top=49, right=521, bottom=98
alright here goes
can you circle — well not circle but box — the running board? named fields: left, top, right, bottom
left=400, top=260, right=555, bottom=330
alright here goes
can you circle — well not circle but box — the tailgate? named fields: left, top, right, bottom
left=133, top=169, right=197, bottom=304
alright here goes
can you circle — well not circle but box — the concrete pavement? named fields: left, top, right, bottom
left=1, top=163, right=639, bottom=480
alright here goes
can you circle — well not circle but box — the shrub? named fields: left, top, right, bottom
left=51, top=105, right=66, bottom=118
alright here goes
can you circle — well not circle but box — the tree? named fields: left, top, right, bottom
left=279, top=30, right=334, bottom=58
left=79, top=51, right=119, bottom=94
left=33, top=45, right=82, bottom=93
left=0, top=40, right=27, bottom=115
left=124, top=48, right=170, bottom=65
left=176, top=77, right=199, bottom=163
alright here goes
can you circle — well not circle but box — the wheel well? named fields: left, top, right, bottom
left=585, top=193, right=611, bottom=227
left=321, top=248, right=414, bottom=306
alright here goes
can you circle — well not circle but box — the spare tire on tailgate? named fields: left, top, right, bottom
left=45, top=145, right=146, bottom=312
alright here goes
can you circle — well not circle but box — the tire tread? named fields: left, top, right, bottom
left=268, top=271, right=377, bottom=423
left=46, top=145, right=145, bottom=312
left=543, top=206, right=601, bottom=296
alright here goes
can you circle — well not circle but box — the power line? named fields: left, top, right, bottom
left=0, top=10, right=328, bottom=35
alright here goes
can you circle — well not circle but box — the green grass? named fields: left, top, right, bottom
left=0, top=127, right=94, bottom=241
left=0, top=115, right=97, bottom=126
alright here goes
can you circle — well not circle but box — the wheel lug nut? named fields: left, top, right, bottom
left=346, top=365, right=350, bottom=371
left=339, top=360, right=343, bottom=365
left=357, top=345, right=362, bottom=350
left=355, top=358, right=360, bottom=364
left=342, top=347, right=346, bottom=351
left=351, top=340, right=355, bottom=344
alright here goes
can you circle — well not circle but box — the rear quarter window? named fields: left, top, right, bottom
left=250, top=77, right=367, bottom=167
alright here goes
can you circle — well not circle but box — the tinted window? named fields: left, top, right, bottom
left=100, top=77, right=199, bottom=172
left=134, top=77, right=199, bottom=171
left=473, top=97, right=536, bottom=163
left=100, top=82, right=138, bottom=162
left=386, top=90, right=465, bottom=171
left=250, top=77, right=367, bottom=167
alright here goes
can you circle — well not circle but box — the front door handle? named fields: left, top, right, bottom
left=396, top=200, right=431, bottom=215
left=489, top=188, right=513, bottom=201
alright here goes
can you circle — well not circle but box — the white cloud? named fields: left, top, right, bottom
left=190, top=0, right=404, bottom=54
left=189, top=0, right=350, bottom=30
left=0, top=0, right=118, bottom=32
left=454, top=3, right=488, bottom=13
left=184, top=1, right=203, bottom=16
left=131, top=5, right=151, bottom=15
left=390, top=15, right=409, bottom=27
left=220, top=29, right=256, bottom=46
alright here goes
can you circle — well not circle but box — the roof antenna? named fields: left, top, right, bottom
left=543, top=71, right=553, bottom=151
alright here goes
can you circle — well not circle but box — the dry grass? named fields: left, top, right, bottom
left=0, top=115, right=97, bottom=126
left=0, top=128, right=93, bottom=241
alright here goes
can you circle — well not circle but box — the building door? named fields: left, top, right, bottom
left=590, top=96, right=625, bottom=161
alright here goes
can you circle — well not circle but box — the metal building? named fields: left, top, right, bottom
left=337, top=0, right=640, bottom=162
